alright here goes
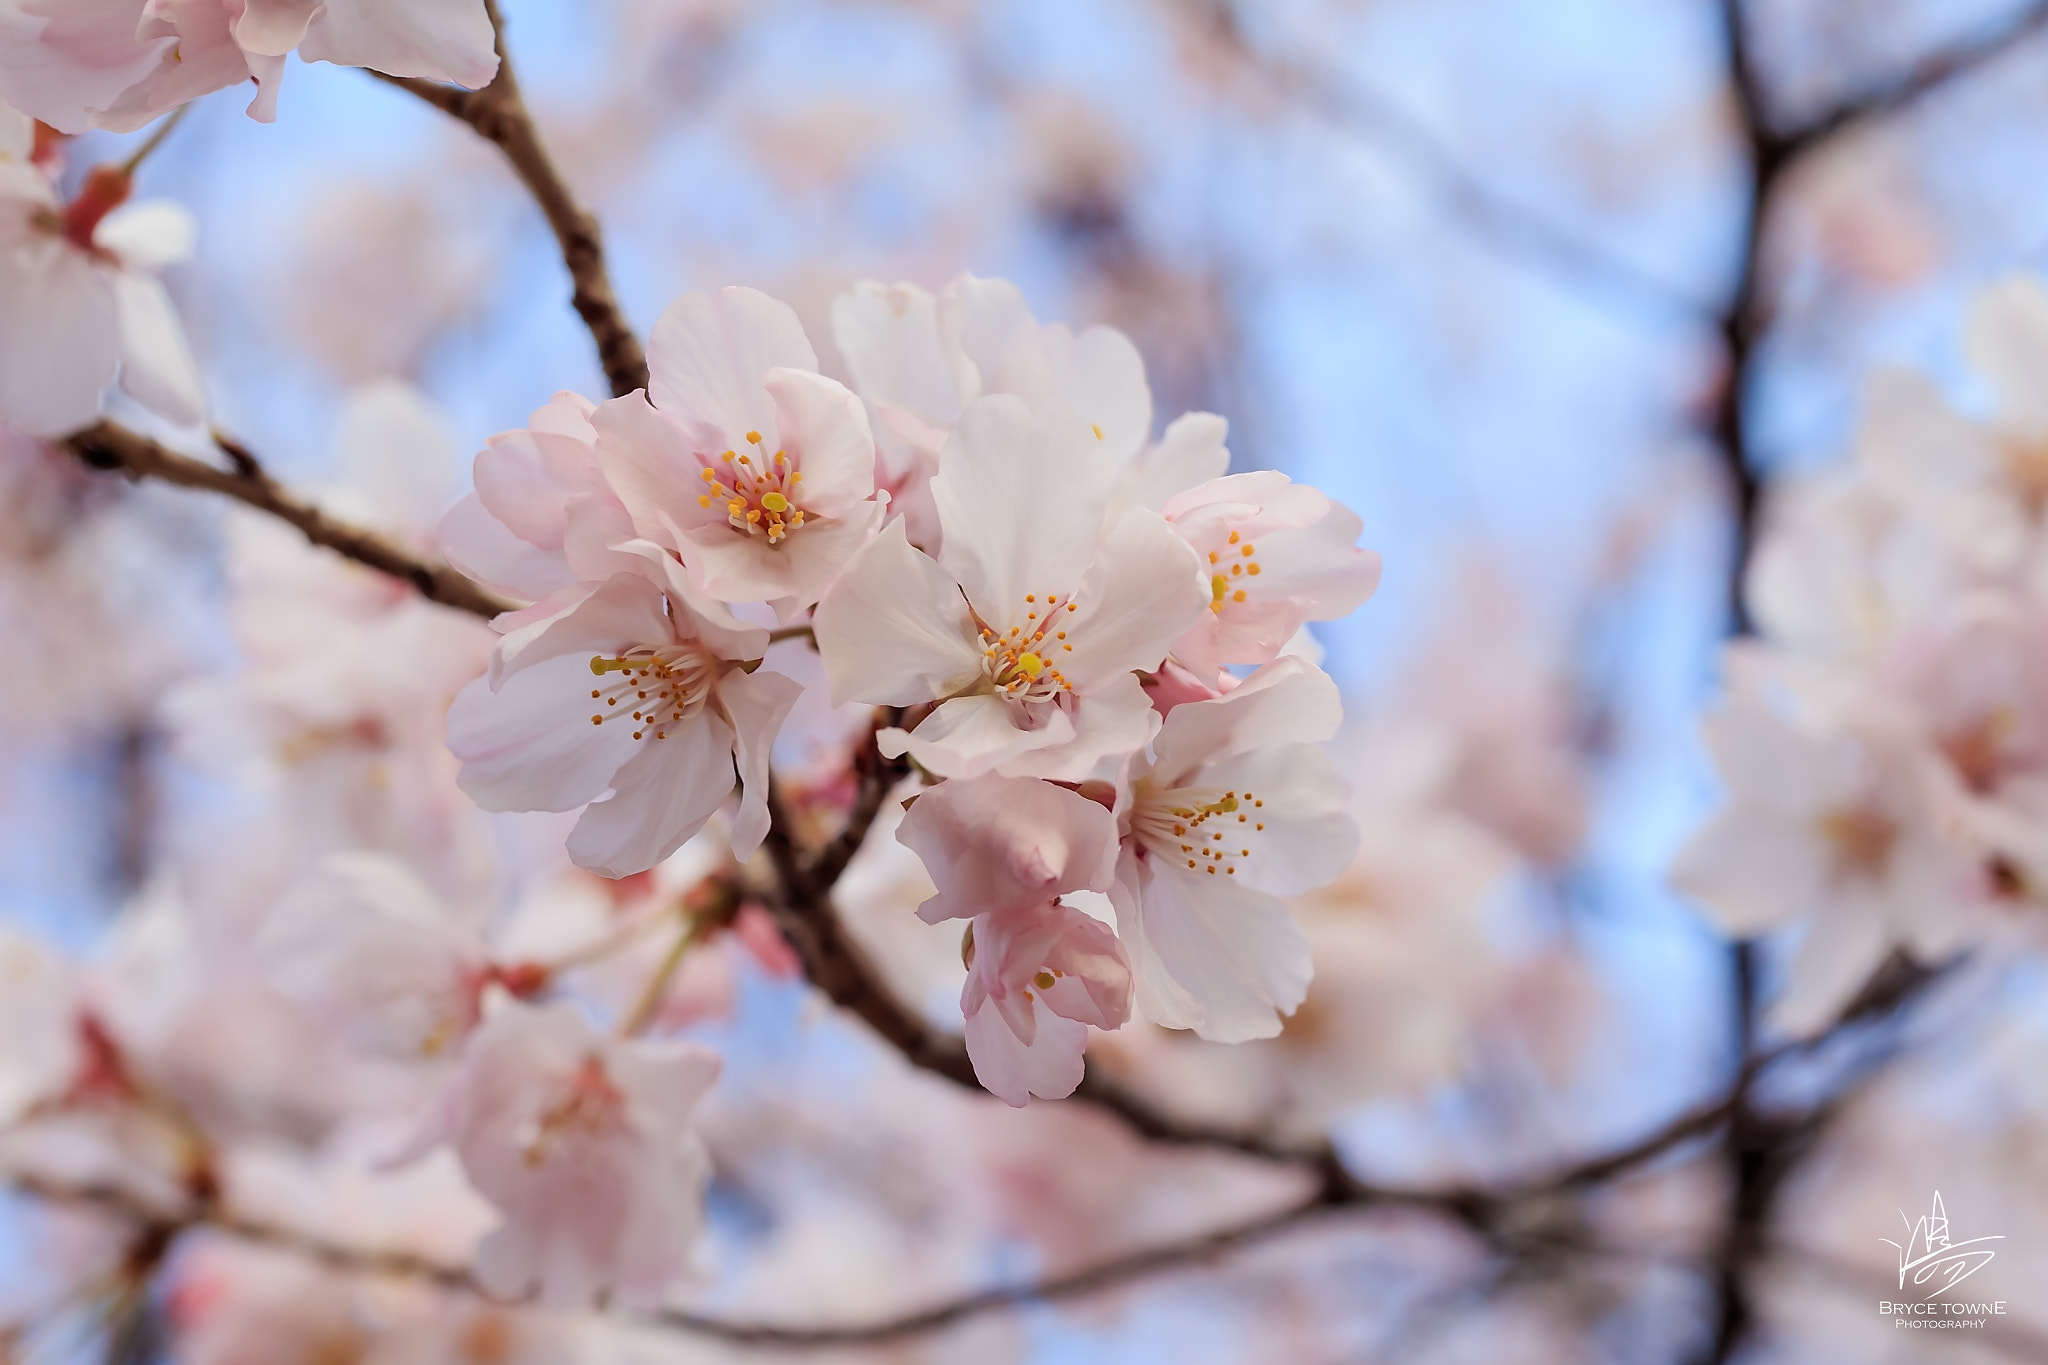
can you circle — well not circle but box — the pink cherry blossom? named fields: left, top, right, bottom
left=813, top=394, right=1210, bottom=781
left=437, top=390, right=643, bottom=612
left=0, top=0, right=497, bottom=133
left=1161, top=471, right=1381, bottom=681
left=1110, top=655, right=1357, bottom=1043
left=898, top=775, right=1131, bottom=1103
left=960, top=899, right=1132, bottom=1106
left=895, top=773, right=1120, bottom=925
left=435, top=999, right=719, bottom=1307
left=447, top=570, right=802, bottom=877
left=594, top=286, right=881, bottom=617
left=0, top=122, right=202, bottom=435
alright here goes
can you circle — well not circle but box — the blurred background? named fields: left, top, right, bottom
left=7, top=0, right=2048, bottom=1360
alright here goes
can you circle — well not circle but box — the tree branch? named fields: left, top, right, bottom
left=371, top=0, right=649, bottom=399
left=64, top=421, right=514, bottom=620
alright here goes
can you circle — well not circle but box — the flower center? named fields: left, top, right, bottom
left=1204, top=529, right=1262, bottom=614
left=587, top=641, right=723, bottom=741
left=976, top=591, right=1081, bottom=702
left=519, top=1055, right=627, bottom=1169
left=1818, top=804, right=1897, bottom=884
left=1132, top=781, right=1266, bottom=878
left=698, top=430, right=806, bottom=544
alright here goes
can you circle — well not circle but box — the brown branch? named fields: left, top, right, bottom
left=64, top=421, right=514, bottom=620
left=372, top=0, right=649, bottom=399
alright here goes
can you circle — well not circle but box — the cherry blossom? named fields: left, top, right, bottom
left=1110, top=655, right=1358, bottom=1043
left=898, top=776, right=1131, bottom=1104
left=831, top=273, right=1152, bottom=552
left=1671, top=685, right=1984, bottom=1033
left=593, top=286, right=881, bottom=617
left=437, top=389, right=643, bottom=615
left=256, top=853, right=497, bottom=1063
left=0, top=0, right=497, bottom=133
left=433, top=999, right=719, bottom=1307
left=1160, top=471, right=1381, bottom=682
left=813, top=394, right=1209, bottom=780
left=448, top=570, right=802, bottom=877
left=0, top=106, right=202, bottom=435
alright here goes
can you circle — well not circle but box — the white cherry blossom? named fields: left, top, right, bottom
left=594, top=286, right=881, bottom=617
left=256, top=854, right=497, bottom=1064
left=1671, top=684, right=1985, bottom=1034
left=448, top=570, right=802, bottom=878
left=813, top=394, right=1209, bottom=781
left=831, top=273, right=1153, bottom=553
left=427, top=1000, right=719, bottom=1308
left=1110, top=655, right=1357, bottom=1043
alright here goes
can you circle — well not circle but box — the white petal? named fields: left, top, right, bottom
left=932, top=394, right=1114, bottom=612
left=830, top=279, right=962, bottom=423
left=963, top=996, right=1086, bottom=1106
left=111, top=270, right=203, bottom=426
left=1150, top=655, right=1342, bottom=780
left=646, top=286, right=816, bottom=449
left=296, top=0, right=499, bottom=87
left=566, top=710, right=737, bottom=879
left=0, top=240, right=117, bottom=436
left=812, top=516, right=982, bottom=706
left=447, top=658, right=640, bottom=813
left=1131, top=858, right=1311, bottom=1043
left=1122, top=411, right=1230, bottom=513
left=884, top=692, right=1075, bottom=780
left=1061, top=507, right=1209, bottom=690
left=763, top=365, right=874, bottom=517
left=93, top=198, right=194, bottom=269
left=1669, top=807, right=1827, bottom=937
left=717, top=665, right=804, bottom=859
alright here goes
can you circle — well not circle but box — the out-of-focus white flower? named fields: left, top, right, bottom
left=256, top=853, right=496, bottom=1064
left=1671, top=684, right=1984, bottom=1034
left=448, top=571, right=802, bottom=878
left=898, top=775, right=1130, bottom=1104
left=1110, top=656, right=1356, bottom=1043
left=165, top=384, right=498, bottom=917
left=1160, top=471, right=1380, bottom=682
left=434, top=999, right=719, bottom=1308
left=831, top=273, right=1153, bottom=551
left=594, top=286, right=881, bottom=618
left=814, top=394, right=1208, bottom=780
left=0, top=108, right=202, bottom=435
left=0, top=0, right=498, bottom=133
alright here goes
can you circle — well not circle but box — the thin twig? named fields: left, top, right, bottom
left=63, top=422, right=514, bottom=620
left=371, top=0, right=648, bottom=398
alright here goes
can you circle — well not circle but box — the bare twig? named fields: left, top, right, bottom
left=64, top=422, right=514, bottom=620
left=372, top=0, right=649, bottom=398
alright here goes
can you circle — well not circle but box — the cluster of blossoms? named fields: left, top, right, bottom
left=444, top=276, right=1380, bottom=1110
left=1675, top=275, right=2048, bottom=1032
